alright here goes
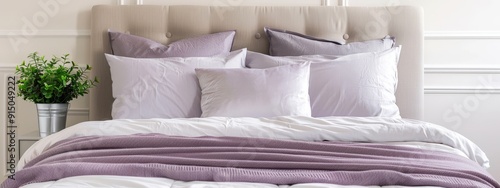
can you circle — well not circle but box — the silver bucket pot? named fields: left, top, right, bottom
left=36, top=103, right=69, bottom=137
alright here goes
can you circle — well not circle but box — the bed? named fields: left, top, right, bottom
left=2, top=5, right=499, bottom=188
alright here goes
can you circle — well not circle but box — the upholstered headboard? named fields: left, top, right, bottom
left=90, top=5, right=424, bottom=120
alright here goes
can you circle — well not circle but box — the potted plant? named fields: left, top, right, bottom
left=16, top=52, right=98, bottom=137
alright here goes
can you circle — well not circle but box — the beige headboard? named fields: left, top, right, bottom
left=90, top=5, right=424, bottom=120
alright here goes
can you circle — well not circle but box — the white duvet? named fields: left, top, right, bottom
left=18, top=116, right=489, bottom=188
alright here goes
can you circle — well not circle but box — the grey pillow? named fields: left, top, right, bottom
left=109, top=30, right=235, bottom=58
left=265, top=27, right=395, bottom=56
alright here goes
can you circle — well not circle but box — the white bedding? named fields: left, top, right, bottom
left=18, top=116, right=489, bottom=188
left=22, top=175, right=443, bottom=188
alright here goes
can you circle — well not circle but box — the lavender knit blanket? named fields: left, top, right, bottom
left=2, top=134, right=499, bottom=188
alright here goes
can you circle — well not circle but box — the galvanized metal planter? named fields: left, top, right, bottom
left=36, top=103, right=68, bottom=137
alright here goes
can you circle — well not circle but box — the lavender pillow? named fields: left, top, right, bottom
left=265, top=27, right=395, bottom=56
left=109, top=30, right=235, bottom=58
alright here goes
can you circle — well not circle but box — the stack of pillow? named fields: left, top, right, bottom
left=105, top=28, right=401, bottom=120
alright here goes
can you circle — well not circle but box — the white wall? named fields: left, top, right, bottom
left=1, top=0, right=499, bottom=182
left=0, top=0, right=110, bottom=181
left=349, top=0, right=500, bottom=181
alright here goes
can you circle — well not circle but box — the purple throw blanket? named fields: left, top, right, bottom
left=2, top=134, right=499, bottom=188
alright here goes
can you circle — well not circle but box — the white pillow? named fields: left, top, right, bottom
left=246, top=47, right=401, bottom=118
left=195, top=63, right=312, bottom=118
left=105, top=49, right=247, bottom=119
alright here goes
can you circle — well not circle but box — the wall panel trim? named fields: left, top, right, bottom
left=425, top=31, right=500, bottom=39
left=68, top=108, right=90, bottom=116
left=0, top=66, right=15, bottom=73
left=0, top=30, right=90, bottom=37
left=425, top=67, right=500, bottom=74
left=425, top=88, right=500, bottom=94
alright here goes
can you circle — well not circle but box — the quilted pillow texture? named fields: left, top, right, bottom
left=109, top=30, right=235, bottom=58
left=196, top=63, right=311, bottom=118
left=246, top=47, right=401, bottom=118
left=106, top=49, right=247, bottom=119
left=265, top=27, right=395, bottom=56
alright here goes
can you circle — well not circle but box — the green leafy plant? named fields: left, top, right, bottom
left=15, top=52, right=98, bottom=103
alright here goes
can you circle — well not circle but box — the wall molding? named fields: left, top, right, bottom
left=68, top=108, right=90, bottom=116
left=424, top=88, right=500, bottom=94
left=0, top=64, right=85, bottom=71
left=425, top=31, right=500, bottom=40
left=425, top=67, right=500, bottom=74
left=423, top=66, right=500, bottom=94
left=0, top=66, right=16, bottom=73
left=0, top=30, right=90, bottom=37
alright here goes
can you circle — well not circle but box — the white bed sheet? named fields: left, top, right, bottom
left=17, top=116, right=489, bottom=188
left=23, top=175, right=443, bottom=188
